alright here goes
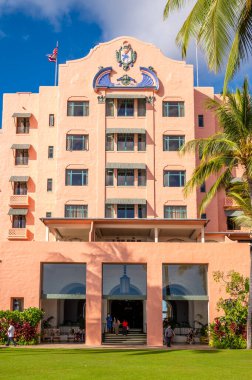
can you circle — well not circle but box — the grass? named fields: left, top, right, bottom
left=1, top=348, right=252, bottom=380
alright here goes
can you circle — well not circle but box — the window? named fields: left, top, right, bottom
left=201, top=213, right=207, bottom=219
left=46, top=212, right=52, bottom=218
left=48, top=146, right=54, bottom=159
left=163, top=264, right=208, bottom=296
left=138, top=204, right=147, bottom=218
left=66, top=135, right=88, bottom=151
left=65, top=205, right=88, bottom=218
left=47, top=178, right=53, bottom=192
left=14, top=182, right=27, bottom=195
left=117, top=134, right=134, bottom=151
left=200, top=182, right=206, bottom=192
left=42, top=264, right=86, bottom=296
left=106, top=133, right=114, bottom=151
left=227, top=216, right=240, bottom=231
left=164, top=206, right=187, bottom=219
left=117, top=99, right=134, bottom=117
left=66, top=169, right=88, bottom=186
left=198, top=114, right=204, bottom=127
left=164, top=171, right=185, bottom=187
left=67, top=101, right=89, bottom=116
left=163, top=101, right=185, bottom=117
left=49, top=114, right=54, bottom=127
left=138, top=133, right=146, bottom=151
left=117, top=204, right=135, bottom=218
left=16, top=117, right=29, bottom=134
left=12, top=298, right=24, bottom=311
left=15, top=149, right=28, bottom=165
left=106, top=169, right=114, bottom=186
left=137, top=98, right=146, bottom=117
left=163, top=135, right=185, bottom=151
left=138, top=169, right=146, bottom=186
left=12, top=215, right=26, bottom=228
left=117, top=169, right=134, bottom=186
left=105, top=204, right=114, bottom=218
left=106, top=99, right=114, bottom=117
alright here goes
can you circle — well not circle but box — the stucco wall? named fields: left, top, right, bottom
left=0, top=241, right=249, bottom=346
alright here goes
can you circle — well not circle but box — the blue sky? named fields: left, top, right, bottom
left=0, top=0, right=251, bottom=128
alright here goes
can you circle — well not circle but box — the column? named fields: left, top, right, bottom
left=146, top=257, right=163, bottom=346
left=85, top=259, right=102, bottom=346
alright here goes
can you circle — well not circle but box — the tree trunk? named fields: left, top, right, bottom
left=247, top=248, right=252, bottom=349
left=247, top=179, right=252, bottom=349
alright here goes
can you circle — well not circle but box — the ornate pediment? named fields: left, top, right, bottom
left=93, top=66, right=159, bottom=91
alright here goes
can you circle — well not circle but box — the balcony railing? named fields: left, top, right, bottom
left=224, top=197, right=238, bottom=208
left=8, top=228, right=27, bottom=240
left=9, top=195, right=29, bottom=206
left=15, top=157, right=29, bottom=165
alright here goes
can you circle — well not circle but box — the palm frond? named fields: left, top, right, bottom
left=199, top=169, right=233, bottom=212
left=176, top=0, right=211, bottom=58
left=197, top=0, right=238, bottom=72
left=183, top=156, right=233, bottom=196
left=163, top=0, right=191, bottom=19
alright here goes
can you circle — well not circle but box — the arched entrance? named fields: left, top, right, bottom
left=110, top=300, right=143, bottom=329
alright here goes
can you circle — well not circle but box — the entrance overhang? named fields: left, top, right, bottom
left=103, top=295, right=146, bottom=300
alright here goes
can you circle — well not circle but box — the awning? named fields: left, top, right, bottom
left=106, top=128, right=146, bottom=134
left=9, top=176, right=29, bottom=182
left=106, top=163, right=146, bottom=169
left=12, top=113, right=31, bottom=118
left=11, top=144, right=30, bottom=150
left=8, top=208, right=28, bottom=216
left=225, top=210, right=243, bottom=217
left=105, top=198, right=146, bottom=205
left=106, top=94, right=146, bottom=99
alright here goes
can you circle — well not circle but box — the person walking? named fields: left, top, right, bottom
left=114, top=319, right=120, bottom=335
left=6, top=322, right=17, bottom=346
left=122, top=319, right=128, bottom=336
left=106, top=314, right=113, bottom=333
left=165, top=325, right=175, bottom=347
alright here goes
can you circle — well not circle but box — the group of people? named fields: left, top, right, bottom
left=106, top=314, right=129, bottom=335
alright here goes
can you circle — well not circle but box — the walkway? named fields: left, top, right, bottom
left=1, top=343, right=213, bottom=350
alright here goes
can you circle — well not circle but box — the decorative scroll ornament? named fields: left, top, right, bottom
left=97, top=95, right=106, bottom=104
left=116, top=41, right=137, bottom=71
left=117, top=74, right=136, bottom=86
left=146, top=96, right=155, bottom=104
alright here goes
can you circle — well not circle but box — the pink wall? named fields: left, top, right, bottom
left=0, top=241, right=249, bottom=346
left=0, top=36, right=224, bottom=242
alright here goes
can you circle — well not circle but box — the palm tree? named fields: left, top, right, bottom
left=163, top=0, right=252, bottom=92
left=180, top=78, right=252, bottom=348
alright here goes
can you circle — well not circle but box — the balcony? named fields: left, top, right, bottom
left=224, top=197, right=239, bottom=208
left=8, top=228, right=27, bottom=240
left=9, top=195, right=29, bottom=207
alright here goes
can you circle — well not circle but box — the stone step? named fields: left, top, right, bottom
left=103, top=332, right=147, bottom=345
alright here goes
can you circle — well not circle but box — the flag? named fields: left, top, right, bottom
left=47, top=46, right=58, bottom=63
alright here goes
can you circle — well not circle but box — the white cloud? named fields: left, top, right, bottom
left=4, top=0, right=249, bottom=90
left=0, top=0, right=194, bottom=58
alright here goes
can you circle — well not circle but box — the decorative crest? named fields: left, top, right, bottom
left=117, top=74, right=136, bottom=86
left=116, top=41, right=137, bottom=71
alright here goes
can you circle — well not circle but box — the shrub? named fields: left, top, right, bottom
left=0, top=307, right=44, bottom=345
left=209, top=271, right=248, bottom=349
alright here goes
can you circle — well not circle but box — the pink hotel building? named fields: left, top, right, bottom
left=0, top=37, right=250, bottom=346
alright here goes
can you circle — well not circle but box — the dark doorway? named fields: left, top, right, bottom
left=110, top=300, right=143, bottom=329
left=170, top=300, right=189, bottom=325
left=64, top=299, right=85, bottom=328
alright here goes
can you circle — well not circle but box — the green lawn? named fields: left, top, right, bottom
left=1, top=348, right=252, bottom=380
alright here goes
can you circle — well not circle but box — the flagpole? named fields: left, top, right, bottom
left=195, top=39, right=199, bottom=87
left=54, top=41, right=59, bottom=86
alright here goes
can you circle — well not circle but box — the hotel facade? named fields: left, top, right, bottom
left=0, top=36, right=249, bottom=346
